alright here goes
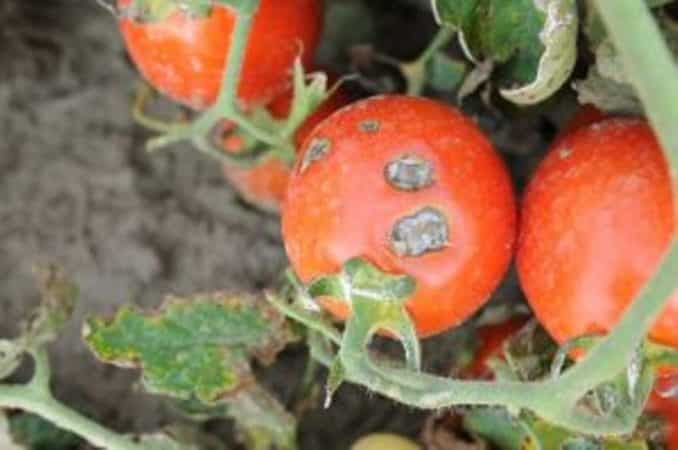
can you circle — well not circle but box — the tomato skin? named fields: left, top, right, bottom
left=117, top=0, right=323, bottom=109
left=282, top=95, right=517, bottom=337
left=222, top=85, right=351, bottom=212
left=647, top=392, right=678, bottom=450
left=517, top=119, right=677, bottom=350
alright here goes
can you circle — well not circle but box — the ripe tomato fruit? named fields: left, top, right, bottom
left=517, top=118, right=677, bottom=349
left=646, top=391, right=678, bottom=449
left=282, top=95, right=517, bottom=337
left=117, top=0, right=323, bottom=109
left=556, top=105, right=606, bottom=141
left=222, top=83, right=351, bottom=212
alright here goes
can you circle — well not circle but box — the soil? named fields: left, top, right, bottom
left=0, top=0, right=566, bottom=448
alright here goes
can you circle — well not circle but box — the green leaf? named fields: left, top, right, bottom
left=432, top=0, right=578, bottom=104
left=84, top=292, right=294, bottom=403
left=8, top=413, right=82, bottom=450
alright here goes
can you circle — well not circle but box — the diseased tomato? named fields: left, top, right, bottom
left=517, top=119, right=677, bottom=350
left=117, top=0, right=323, bottom=109
left=221, top=83, right=351, bottom=212
left=282, top=95, right=517, bottom=337
left=465, top=317, right=528, bottom=379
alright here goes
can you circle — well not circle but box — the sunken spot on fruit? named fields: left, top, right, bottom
left=300, top=138, right=331, bottom=173
left=385, top=154, right=434, bottom=191
left=391, top=207, right=449, bottom=257
left=360, top=120, right=380, bottom=133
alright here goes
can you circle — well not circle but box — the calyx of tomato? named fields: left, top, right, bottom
left=305, top=258, right=420, bottom=404
left=121, top=0, right=212, bottom=23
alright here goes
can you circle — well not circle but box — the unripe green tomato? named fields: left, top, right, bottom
left=351, top=433, right=420, bottom=450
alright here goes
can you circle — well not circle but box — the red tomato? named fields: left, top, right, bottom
left=647, top=391, right=678, bottom=449
left=222, top=84, right=351, bottom=212
left=282, top=95, right=517, bottom=337
left=465, top=317, right=528, bottom=379
left=117, top=0, right=323, bottom=109
left=517, top=119, right=677, bottom=351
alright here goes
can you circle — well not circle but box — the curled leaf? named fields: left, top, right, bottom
left=432, top=0, right=578, bottom=105
left=500, top=0, right=578, bottom=105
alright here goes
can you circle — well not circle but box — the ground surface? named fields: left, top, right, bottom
left=0, top=0, right=556, bottom=448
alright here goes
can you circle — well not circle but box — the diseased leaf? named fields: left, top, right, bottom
left=22, top=265, right=77, bottom=348
left=8, top=413, right=82, bottom=450
left=84, top=292, right=294, bottom=403
left=172, top=386, right=297, bottom=450
left=1, top=265, right=77, bottom=380
left=432, top=0, right=578, bottom=105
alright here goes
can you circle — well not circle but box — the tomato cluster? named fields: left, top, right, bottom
left=117, top=2, right=677, bottom=445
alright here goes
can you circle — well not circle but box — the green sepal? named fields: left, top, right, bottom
left=83, top=292, right=295, bottom=403
left=123, top=0, right=212, bottom=22
left=307, top=257, right=416, bottom=304
left=280, top=59, right=331, bottom=141
left=431, top=0, right=578, bottom=105
left=324, top=358, right=345, bottom=408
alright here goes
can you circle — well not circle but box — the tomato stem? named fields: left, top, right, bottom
left=402, top=27, right=455, bottom=96
left=0, top=350, right=145, bottom=450
left=214, top=0, right=259, bottom=112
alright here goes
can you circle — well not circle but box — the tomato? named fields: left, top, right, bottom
left=282, top=95, right=517, bottom=337
left=351, top=433, right=420, bottom=450
left=465, top=317, right=528, bottom=379
left=117, top=0, right=323, bottom=109
left=646, top=391, right=678, bottom=449
left=221, top=82, right=351, bottom=212
left=517, top=119, right=677, bottom=351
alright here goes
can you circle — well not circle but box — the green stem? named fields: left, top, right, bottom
left=214, top=0, right=260, bottom=112
left=555, top=241, right=678, bottom=398
left=27, top=349, right=51, bottom=395
left=0, top=386, right=144, bottom=450
left=402, top=27, right=456, bottom=95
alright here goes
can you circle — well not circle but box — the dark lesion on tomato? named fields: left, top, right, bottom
left=390, top=207, right=449, bottom=257
left=359, top=120, right=381, bottom=133
left=300, top=137, right=331, bottom=173
left=384, top=154, right=434, bottom=191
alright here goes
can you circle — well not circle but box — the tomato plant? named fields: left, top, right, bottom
left=517, top=118, right=677, bottom=350
left=117, top=0, right=323, bottom=109
left=282, top=95, right=517, bottom=337
left=2, top=1, right=678, bottom=450
left=221, top=81, right=351, bottom=212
